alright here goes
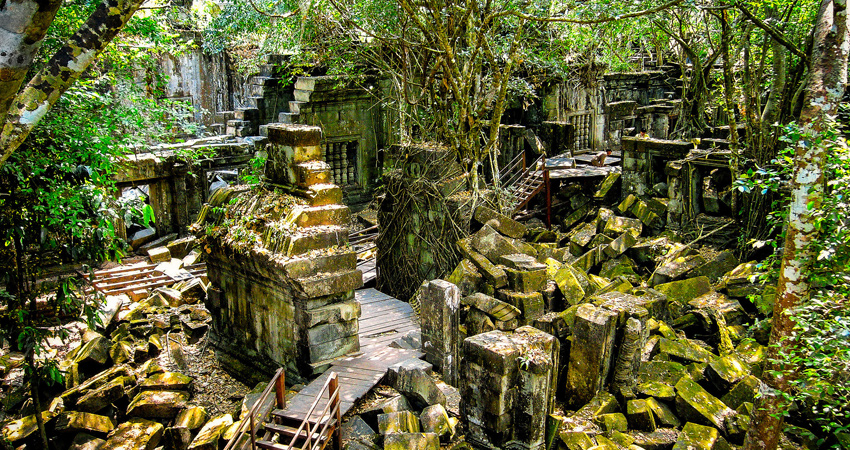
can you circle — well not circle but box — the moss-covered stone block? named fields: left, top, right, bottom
left=675, top=376, right=737, bottom=434
left=654, top=276, right=712, bottom=305
left=672, top=422, right=720, bottom=450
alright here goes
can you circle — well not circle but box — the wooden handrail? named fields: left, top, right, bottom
left=222, top=367, right=285, bottom=450
left=286, top=372, right=340, bottom=450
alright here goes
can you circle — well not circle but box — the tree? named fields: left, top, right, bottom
left=0, top=0, right=146, bottom=167
left=742, top=0, right=849, bottom=448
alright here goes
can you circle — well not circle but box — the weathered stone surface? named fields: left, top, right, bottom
left=103, top=418, right=164, bottom=450
left=720, top=375, right=760, bottom=410
left=419, top=279, right=461, bottom=385
left=446, top=259, right=483, bottom=297
left=604, top=216, right=642, bottom=238
left=659, top=339, right=715, bottom=364
left=597, top=413, right=629, bottom=432
left=76, top=377, right=125, bottom=413
left=140, top=371, right=193, bottom=391
left=505, top=266, right=548, bottom=293
left=650, top=255, right=707, bottom=286
left=629, top=428, right=680, bottom=450
left=654, top=277, right=712, bottom=305
left=175, top=406, right=208, bottom=430
left=68, top=433, right=106, bottom=450
left=459, top=240, right=507, bottom=288
left=389, top=361, right=446, bottom=409
left=378, top=411, right=420, bottom=434
left=496, top=290, right=545, bottom=323
left=383, top=432, right=439, bottom=450
left=672, top=422, right=720, bottom=450
left=635, top=381, right=676, bottom=402
left=419, top=404, right=453, bottom=439
left=689, top=292, right=746, bottom=326
left=675, top=376, right=737, bottom=434
left=645, top=397, right=681, bottom=427
left=559, top=430, right=596, bottom=450
left=75, top=335, right=110, bottom=369
left=567, top=304, right=619, bottom=407
left=474, top=206, right=526, bottom=239
left=267, top=123, right=322, bottom=147
left=692, top=251, right=739, bottom=282
left=1, top=411, right=57, bottom=443
left=469, top=225, right=524, bottom=262
left=705, top=355, right=748, bottom=393
left=55, top=411, right=115, bottom=435
left=553, top=265, right=586, bottom=306
left=187, top=414, right=233, bottom=450
left=572, top=222, right=598, bottom=248
left=604, top=232, right=638, bottom=259
left=463, top=293, right=521, bottom=323
left=148, top=246, right=171, bottom=263
left=342, top=415, right=377, bottom=443
left=627, top=399, right=657, bottom=432
left=126, top=390, right=189, bottom=419
left=163, top=427, right=193, bottom=450
left=594, top=172, right=621, bottom=199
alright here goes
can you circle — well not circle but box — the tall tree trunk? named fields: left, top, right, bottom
left=0, top=0, right=145, bottom=166
left=742, top=1, right=849, bottom=449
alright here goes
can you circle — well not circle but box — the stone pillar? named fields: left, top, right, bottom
left=420, top=279, right=461, bottom=386
left=462, top=327, right=558, bottom=450
left=566, top=303, right=619, bottom=408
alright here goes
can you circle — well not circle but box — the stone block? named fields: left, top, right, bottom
left=419, top=404, right=453, bottom=440
left=285, top=226, right=349, bottom=256
left=571, top=222, right=598, bottom=248
left=140, top=371, right=193, bottom=391
left=175, top=406, right=208, bottom=430
left=474, top=206, right=526, bottom=239
left=567, top=304, right=619, bottom=407
left=594, top=172, right=621, bottom=199
left=286, top=204, right=351, bottom=228
left=102, top=418, right=163, bottom=450
left=389, top=361, right=446, bottom=409
left=187, top=414, right=233, bottom=450
left=672, top=422, right=720, bottom=450
left=126, top=390, right=189, bottom=419
left=617, top=194, right=638, bottom=215
left=447, top=259, right=483, bottom=297
left=306, top=183, right=343, bottom=207
left=659, top=339, right=715, bottom=364
left=147, top=246, right=171, bottom=263
left=377, top=411, right=420, bottom=434
left=266, top=123, right=322, bottom=147
left=307, top=334, right=360, bottom=364
left=76, top=377, right=125, bottom=413
left=604, top=232, right=638, bottom=258
left=689, top=292, right=745, bottom=326
left=597, top=413, right=628, bottom=432
left=635, top=381, right=676, bottom=402
left=629, top=428, right=681, bottom=449
left=499, top=253, right=546, bottom=271
left=645, top=397, right=681, bottom=427
left=294, top=161, right=330, bottom=188
left=462, top=293, right=521, bottom=322
left=303, top=300, right=361, bottom=328
left=705, top=355, right=749, bottom=393
left=675, top=376, right=737, bottom=434
left=383, top=432, right=439, bottom=450
left=654, top=276, right=712, bottom=304
left=496, top=290, right=544, bottom=323
left=163, top=427, right=193, bottom=450
left=626, top=399, right=656, bottom=431
left=459, top=239, right=507, bottom=288
left=630, top=199, right=665, bottom=229
left=603, top=216, right=642, bottom=239
left=721, top=375, right=760, bottom=410
left=67, top=433, right=106, bottom=450
left=419, top=279, right=461, bottom=385
left=559, top=430, right=596, bottom=450
left=54, top=411, right=114, bottom=436
left=574, top=246, right=600, bottom=272
left=650, top=255, right=707, bottom=286
left=469, top=225, right=524, bottom=262
left=505, top=267, right=547, bottom=293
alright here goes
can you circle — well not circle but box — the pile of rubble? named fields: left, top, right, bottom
left=423, top=196, right=781, bottom=449
left=0, top=241, right=267, bottom=450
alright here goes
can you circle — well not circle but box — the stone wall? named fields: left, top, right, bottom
left=620, top=137, right=691, bottom=199
left=200, top=124, right=363, bottom=381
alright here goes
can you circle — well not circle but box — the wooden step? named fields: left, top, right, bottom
left=264, top=422, right=334, bottom=443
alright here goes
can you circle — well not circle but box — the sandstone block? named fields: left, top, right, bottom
left=140, top=371, right=193, bottom=391
left=603, top=216, right=642, bottom=238
left=459, top=240, right=507, bottom=288
left=650, top=255, right=707, bottom=286
left=645, top=397, right=681, bottom=427
left=654, top=276, right=712, bottom=304
left=187, top=414, right=233, bottom=450
left=419, top=404, right=453, bottom=439
left=567, top=304, right=618, bottom=407
left=126, top=390, right=189, bottom=419
left=76, top=377, right=125, bottom=413
left=675, top=376, right=737, bottom=434
left=446, top=259, right=483, bottom=297
left=383, top=432, right=439, bottom=450
left=505, top=266, right=548, bottom=293
left=54, top=411, right=114, bottom=436
left=626, top=399, right=656, bottom=432
left=377, top=411, right=420, bottom=434
left=175, top=406, right=208, bottom=430
left=721, top=375, right=760, bottom=410
left=672, top=422, right=720, bottom=450
left=474, top=206, right=526, bottom=239
left=103, top=418, right=164, bottom=450
left=147, top=246, right=171, bottom=263
left=496, top=290, right=544, bottom=323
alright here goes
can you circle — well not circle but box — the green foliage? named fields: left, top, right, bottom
left=242, top=154, right=268, bottom=186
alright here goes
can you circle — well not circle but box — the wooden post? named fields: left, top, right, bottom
left=275, top=370, right=286, bottom=409
left=249, top=414, right=256, bottom=450
left=329, top=373, right=341, bottom=450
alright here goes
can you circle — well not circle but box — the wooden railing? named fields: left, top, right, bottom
left=223, top=367, right=286, bottom=450
left=500, top=150, right=527, bottom=186
left=284, top=372, right=341, bottom=450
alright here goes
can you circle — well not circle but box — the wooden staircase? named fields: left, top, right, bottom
left=224, top=369, right=342, bottom=450
left=501, top=152, right=546, bottom=213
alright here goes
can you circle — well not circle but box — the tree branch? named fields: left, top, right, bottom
left=502, top=0, right=683, bottom=24
left=738, top=3, right=809, bottom=67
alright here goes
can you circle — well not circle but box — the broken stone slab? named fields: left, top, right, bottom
left=594, top=171, right=621, bottom=199
left=659, top=338, right=715, bottom=364
left=175, top=406, right=208, bottom=430
left=604, top=232, right=638, bottom=259
left=504, top=266, right=548, bottom=294
left=692, top=251, right=739, bottom=282
left=645, top=397, right=681, bottom=428
left=474, top=206, right=526, bottom=239
left=74, top=334, right=110, bottom=371
left=496, top=290, right=545, bottom=323
left=469, top=224, right=525, bottom=262
left=389, top=330, right=422, bottom=350
left=140, top=371, right=193, bottom=391
left=147, top=246, right=171, bottom=263
left=97, top=294, right=129, bottom=330
left=675, top=375, right=737, bottom=434
left=0, top=411, right=57, bottom=443
left=126, top=390, right=189, bottom=419
left=54, top=411, right=115, bottom=436
left=419, top=279, right=461, bottom=386
left=377, top=411, right=420, bottom=434
left=559, top=430, right=597, bottom=450
left=67, top=433, right=105, bottom=450
left=626, top=399, right=657, bottom=432
left=419, top=404, right=453, bottom=440
left=630, top=199, right=665, bottom=229
left=383, top=432, right=439, bottom=450
left=459, top=239, right=507, bottom=288
left=163, top=427, right=193, bottom=450
left=446, top=259, right=483, bottom=297
left=654, top=276, right=712, bottom=306
left=129, top=227, right=157, bottom=249
left=499, top=253, right=547, bottom=271
left=603, top=216, right=642, bottom=239
left=552, top=264, right=586, bottom=306
left=388, top=358, right=446, bottom=409
left=689, top=292, right=746, bottom=326
left=650, top=255, right=707, bottom=286
left=187, top=414, right=234, bottom=450
left=567, top=304, right=619, bottom=407
left=463, top=292, right=521, bottom=323
left=635, top=381, right=676, bottom=403
left=166, top=236, right=196, bottom=260
left=102, top=418, right=164, bottom=450
left=705, top=354, right=749, bottom=393
left=721, top=375, right=761, bottom=410
left=571, top=222, right=598, bottom=248
left=672, top=422, right=720, bottom=450
left=76, top=376, right=126, bottom=413
left=342, top=415, right=378, bottom=444
left=629, top=428, right=681, bottom=450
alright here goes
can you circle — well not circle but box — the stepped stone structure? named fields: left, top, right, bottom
left=201, top=124, right=362, bottom=381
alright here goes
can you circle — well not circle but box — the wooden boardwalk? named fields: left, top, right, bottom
left=275, top=289, right=422, bottom=422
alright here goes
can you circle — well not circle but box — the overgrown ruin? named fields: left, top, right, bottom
left=1, top=3, right=848, bottom=450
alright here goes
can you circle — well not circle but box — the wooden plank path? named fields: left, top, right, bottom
left=275, top=288, right=422, bottom=422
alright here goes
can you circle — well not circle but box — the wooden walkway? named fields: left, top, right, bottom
left=275, top=289, right=422, bottom=422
